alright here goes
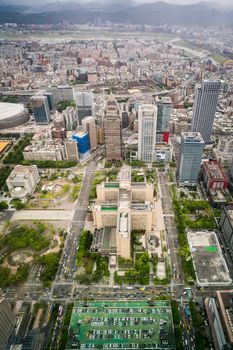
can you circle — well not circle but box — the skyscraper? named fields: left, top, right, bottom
left=191, top=80, right=221, bottom=142
left=156, top=97, right=172, bottom=142
left=31, top=95, right=51, bottom=124
left=177, top=132, right=204, bottom=186
left=0, top=298, right=15, bottom=349
left=82, top=116, right=97, bottom=151
left=138, top=104, right=157, bottom=163
left=75, top=91, right=94, bottom=125
left=104, top=99, right=123, bottom=161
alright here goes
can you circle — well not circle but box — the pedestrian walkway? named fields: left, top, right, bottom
left=12, top=209, right=74, bottom=221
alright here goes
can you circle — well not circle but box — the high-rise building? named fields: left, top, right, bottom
left=75, top=91, right=94, bottom=125
left=121, top=112, right=129, bottom=129
left=31, top=96, right=51, bottom=125
left=62, top=107, right=77, bottom=131
left=156, top=97, right=172, bottom=142
left=82, top=116, right=97, bottom=151
left=104, top=99, right=123, bottom=161
left=43, top=92, right=54, bottom=111
left=138, top=104, right=157, bottom=163
left=0, top=298, right=16, bottom=349
left=191, top=80, right=221, bottom=142
left=177, top=132, right=204, bottom=186
left=47, top=86, right=74, bottom=104
left=96, top=125, right=104, bottom=145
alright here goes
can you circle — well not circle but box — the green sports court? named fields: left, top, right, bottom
left=65, top=300, right=176, bottom=349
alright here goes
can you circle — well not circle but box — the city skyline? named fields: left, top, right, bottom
left=0, top=9, right=233, bottom=350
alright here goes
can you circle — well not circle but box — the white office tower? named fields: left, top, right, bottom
left=62, top=106, right=77, bottom=131
left=138, top=104, right=157, bottom=163
left=75, top=91, right=94, bottom=124
left=191, top=80, right=221, bottom=142
left=177, top=132, right=204, bottom=186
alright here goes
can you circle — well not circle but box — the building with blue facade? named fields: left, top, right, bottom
left=72, top=132, right=90, bottom=160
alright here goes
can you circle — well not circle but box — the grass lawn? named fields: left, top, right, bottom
left=210, top=54, right=228, bottom=64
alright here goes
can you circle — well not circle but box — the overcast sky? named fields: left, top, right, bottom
left=2, top=0, right=233, bottom=9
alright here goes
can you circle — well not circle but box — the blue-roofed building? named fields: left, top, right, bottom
left=72, top=132, right=90, bottom=160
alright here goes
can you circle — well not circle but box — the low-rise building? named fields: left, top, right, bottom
left=23, top=140, right=66, bottom=161
left=64, top=140, right=79, bottom=162
left=6, top=165, right=40, bottom=198
left=213, top=137, right=233, bottom=166
left=202, top=160, right=229, bottom=189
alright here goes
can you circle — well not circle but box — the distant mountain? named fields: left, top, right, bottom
left=0, top=5, right=31, bottom=13
left=0, top=1, right=232, bottom=27
left=37, top=0, right=136, bottom=13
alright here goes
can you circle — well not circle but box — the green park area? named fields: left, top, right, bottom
left=114, top=252, right=150, bottom=285
left=56, top=100, right=76, bottom=112
left=0, top=166, right=11, bottom=192
left=171, top=185, right=216, bottom=284
left=210, top=54, right=228, bottom=64
left=0, top=222, right=61, bottom=288
left=189, top=299, right=210, bottom=349
left=3, top=135, right=32, bottom=165
left=65, top=300, right=175, bottom=350
left=131, top=170, right=144, bottom=182
left=89, top=168, right=119, bottom=200
left=27, top=171, right=83, bottom=209
left=75, top=230, right=110, bottom=284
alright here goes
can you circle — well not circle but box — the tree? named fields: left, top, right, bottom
left=56, top=100, right=76, bottom=112
left=0, top=201, right=8, bottom=211
left=11, top=199, right=25, bottom=210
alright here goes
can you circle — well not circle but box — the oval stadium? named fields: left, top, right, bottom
left=0, top=102, right=29, bottom=129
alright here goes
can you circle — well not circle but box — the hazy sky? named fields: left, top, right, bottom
left=2, top=0, right=233, bottom=9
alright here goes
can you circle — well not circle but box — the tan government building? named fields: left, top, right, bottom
left=92, top=166, right=155, bottom=259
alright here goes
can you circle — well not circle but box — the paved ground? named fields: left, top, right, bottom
left=11, top=209, right=74, bottom=221
left=0, top=209, right=14, bottom=222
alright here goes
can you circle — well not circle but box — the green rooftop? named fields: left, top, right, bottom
left=101, top=205, right=118, bottom=211
left=105, top=182, right=119, bottom=188
left=205, top=246, right=218, bottom=253
left=65, top=300, right=175, bottom=350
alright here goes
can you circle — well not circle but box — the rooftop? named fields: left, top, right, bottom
left=0, top=102, right=25, bottom=120
left=118, top=212, right=129, bottom=238
left=0, top=141, right=10, bottom=153
left=65, top=300, right=175, bottom=350
left=182, top=131, right=204, bottom=143
left=203, top=160, right=228, bottom=181
left=187, top=231, right=232, bottom=286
